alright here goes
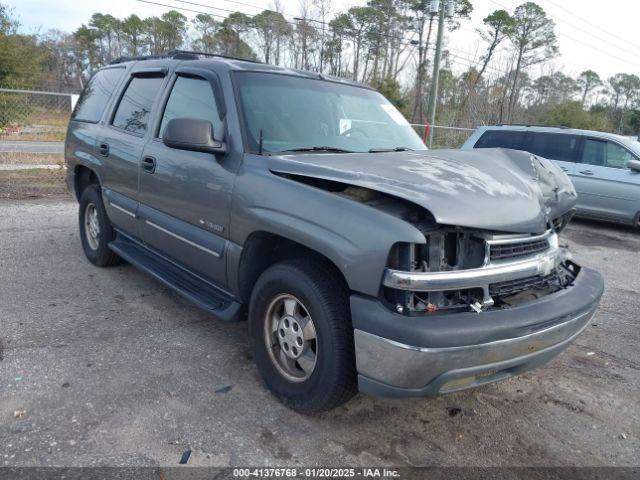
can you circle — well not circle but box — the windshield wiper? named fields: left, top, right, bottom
left=368, top=147, right=413, bottom=153
left=278, top=146, right=355, bottom=154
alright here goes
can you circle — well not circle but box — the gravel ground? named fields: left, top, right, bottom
left=0, top=197, right=638, bottom=468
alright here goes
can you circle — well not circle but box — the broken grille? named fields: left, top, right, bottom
left=489, top=273, right=557, bottom=297
left=489, top=238, right=550, bottom=261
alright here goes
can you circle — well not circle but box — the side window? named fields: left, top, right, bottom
left=581, top=139, right=606, bottom=166
left=111, top=76, right=164, bottom=135
left=606, top=142, right=635, bottom=168
left=581, top=139, right=636, bottom=168
left=527, top=133, right=579, bottom=162
left=72, top=68, right=125, bottom=123
left=474, top=130, right=526, bottom=150
left=159, top=76, right=223, bottom=139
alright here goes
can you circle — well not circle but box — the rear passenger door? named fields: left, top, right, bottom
left=99, top=66, right=167, bottom=237
left=572, top=137, right=640, bottom=222
left=524, top=132, right=580, bottom=177
left=137, top=68, right=234, bottom=287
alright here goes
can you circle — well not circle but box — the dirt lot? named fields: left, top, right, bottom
left=0, top=197, right=638, bottom=468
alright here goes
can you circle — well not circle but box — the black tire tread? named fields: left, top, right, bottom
left=249, top=257, right=357, bottom=413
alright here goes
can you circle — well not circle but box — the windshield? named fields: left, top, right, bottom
left=234, top=72, right=426, bottom=154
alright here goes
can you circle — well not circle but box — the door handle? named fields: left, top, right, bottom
left=141, top=156, right=156, bottom=173
left=578, top=169, right=594, bottom=175
left=560, top=166, right=568, bottom=172
left=98, top=142, right=109, bottom=157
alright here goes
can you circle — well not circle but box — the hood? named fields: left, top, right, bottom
left=268, top=148, right=577, bottom=234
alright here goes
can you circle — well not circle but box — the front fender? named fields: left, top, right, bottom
left=230, top=156, right=426, bottom=296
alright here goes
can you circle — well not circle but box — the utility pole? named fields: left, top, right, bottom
left=426, top=0, right=451, bottom=147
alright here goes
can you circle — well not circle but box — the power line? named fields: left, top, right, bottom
left=135, top=0, right=511, bottom=77
left=209, top=0, right=265, bottom=13
left=456, top=19, right=620, bottom=76
left=487, top=0, right=640, bottom=69
left=134, top=0, right=425, bottom=68
left=533, top=0, right=640, bottom=60
left=136, top=0, right=229, bottom=22
left=153, top=0, right=478, bottom=51
left=126, top=0, right=640, bottom=80
left=540, top=0, right=640, bottom=52
left=169, top=0, right=256, bottom=17
left=486, top=0, right=640, bottom=72
left=167, top=0, right=421, bottom=46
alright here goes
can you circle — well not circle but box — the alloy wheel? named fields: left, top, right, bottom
left=264, top=294, right=318, bottom=383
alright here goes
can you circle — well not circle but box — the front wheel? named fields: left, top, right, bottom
left=248, top=259, right=357, bottom=413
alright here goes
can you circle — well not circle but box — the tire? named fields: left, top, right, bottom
left=249, top=258, right=357, bottom=413
left=78, top=184, right=121, bottom=267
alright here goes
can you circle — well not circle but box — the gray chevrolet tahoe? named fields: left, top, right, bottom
left=65, top=51, right=604, bottom=413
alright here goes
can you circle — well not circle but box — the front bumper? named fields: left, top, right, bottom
left=352, top=267, right=604, bottom=398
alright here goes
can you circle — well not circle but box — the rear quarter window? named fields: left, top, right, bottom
left=474, top=130, right=526, bottom=150
left=72, top=68, right=125, bottom=123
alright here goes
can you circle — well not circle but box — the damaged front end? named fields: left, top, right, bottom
left=267, top=148, right=582, bottom=315
left=383, top=223, right=579, bottom=315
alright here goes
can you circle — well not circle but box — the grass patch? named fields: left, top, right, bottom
left=0, top=167, right=68, bottom=198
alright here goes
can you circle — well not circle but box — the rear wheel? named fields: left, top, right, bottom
left=78, top=184, right=120, bottom=267
left=248, top=259, right=357, bottom=413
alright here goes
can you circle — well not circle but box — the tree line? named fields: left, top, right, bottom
left=1, top=0, right=639, bottom=135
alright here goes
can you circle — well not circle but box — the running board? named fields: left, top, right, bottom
left=109, top=234, right=242, bottom=322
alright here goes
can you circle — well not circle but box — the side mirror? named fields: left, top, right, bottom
left=162, top=118, right=226, bottom=155
left=629, top=159, right=640, bottom=172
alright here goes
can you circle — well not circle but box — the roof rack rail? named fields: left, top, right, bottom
left=170, top=49, right=264, bottom=64
left=495, top=123, right=569, bottom=129
left=110, top=49, right=263, bottom=65
left=110, top=53, right=173, bottom=64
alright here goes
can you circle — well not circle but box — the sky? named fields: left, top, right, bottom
left=5, top=0, right=640, bottom=81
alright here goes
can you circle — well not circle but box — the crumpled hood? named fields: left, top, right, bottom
left=268, top=148, right=577, bottom=234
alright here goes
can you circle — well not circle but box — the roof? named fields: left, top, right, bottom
left=109, top=49, right=369, bottom=89
left=478, top=124, right=638, bottom=144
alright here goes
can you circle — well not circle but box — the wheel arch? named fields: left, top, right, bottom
left=234, top=231, right=349, bottom=305
left=73, top=164, right=101, bottom=201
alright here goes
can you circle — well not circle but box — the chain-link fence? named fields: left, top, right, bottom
left=411, top=124, right=476, bottom=149
left=0, top=88, right=76, bottom=198
left=0, top=88, right=76, bottom=141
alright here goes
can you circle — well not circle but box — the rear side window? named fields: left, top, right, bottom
left=582, top=139, right=637, bottom=168
left=111, top=76, right=164, bottom=135
left=159, top=76, right=222, bottom=138
left=527, top=132, right=579, bottom=162
left=474, top=130, right=526, bottom=150
left=72, top=68, right=125, bottom=123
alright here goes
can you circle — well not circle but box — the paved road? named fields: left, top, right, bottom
left=0, top=141, right=64, bottom=154
left=0, top=164, right=63, bottom=171
left=0, top=197, right=638, bottom=467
